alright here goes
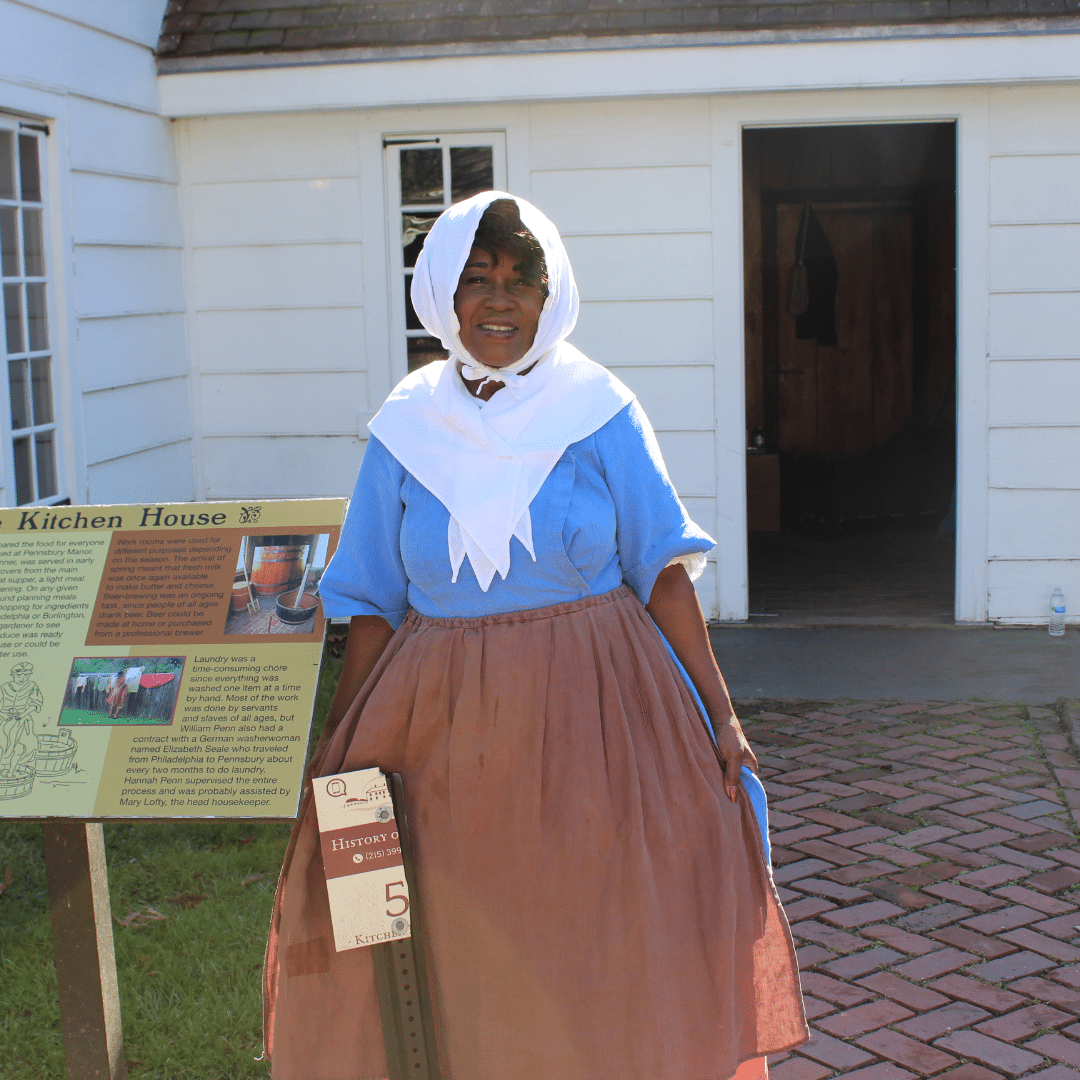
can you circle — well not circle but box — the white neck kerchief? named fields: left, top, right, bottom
left=368, top=191, right=635, bottom=591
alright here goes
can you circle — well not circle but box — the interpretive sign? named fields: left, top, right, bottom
left=0, top=498, right=345, bottom=819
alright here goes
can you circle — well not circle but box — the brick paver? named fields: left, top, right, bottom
left=741, top=700, right=1080, bottom=1080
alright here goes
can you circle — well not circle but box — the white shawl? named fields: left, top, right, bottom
left=368, top=191, right=635, bottom=591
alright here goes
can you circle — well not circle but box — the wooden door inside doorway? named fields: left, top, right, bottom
left=775, top=201, right=913, bottom=460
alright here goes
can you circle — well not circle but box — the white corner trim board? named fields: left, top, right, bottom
left=157, top=32, right=1080, bottom=118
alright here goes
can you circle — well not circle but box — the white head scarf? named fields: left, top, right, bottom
left=368, top=191, right=635, bottom=590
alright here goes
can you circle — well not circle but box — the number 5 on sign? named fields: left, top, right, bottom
left=385, top=882, right=409, bottom=918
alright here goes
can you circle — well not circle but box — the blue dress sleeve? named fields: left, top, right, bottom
left=319, top=435, right=411, bottom=629
left=595, top=400, right=715, bottom=606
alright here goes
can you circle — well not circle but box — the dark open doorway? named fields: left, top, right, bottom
left=743, top=123, right=957, bottom=624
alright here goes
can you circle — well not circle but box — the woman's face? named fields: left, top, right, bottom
left=454, top=246, right=545, bottom=369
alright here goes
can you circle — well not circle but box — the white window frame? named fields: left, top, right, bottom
left=383, top=131, right=507, bottom=382
left=0, top=116, right=64, bottom=508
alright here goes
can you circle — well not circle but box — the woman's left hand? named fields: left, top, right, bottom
left=715, top=717, right=759, bottom=804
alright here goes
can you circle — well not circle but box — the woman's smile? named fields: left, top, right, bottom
left=454, top=245, right=545, bottom=369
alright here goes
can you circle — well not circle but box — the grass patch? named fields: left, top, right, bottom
left=0, top=646, right=343, bottom=1080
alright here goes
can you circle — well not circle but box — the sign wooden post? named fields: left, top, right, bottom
left=41, top=822, right=126, bottom=1080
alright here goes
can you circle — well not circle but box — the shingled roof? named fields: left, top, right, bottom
left=156, top=0, right=1080, bottom=62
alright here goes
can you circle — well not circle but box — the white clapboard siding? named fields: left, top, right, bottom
left=988, top=294, right=1080, bottom=358
left=988, top=360, right=1080, bottom=427
left=87, top=441, right=195, bottom=506
left=564, top=234, right=712, bottom=301
left=190, top=245, right=363, bottom=311
left=571, top=299, right=714, bottom=367
left=988, top=427, right=1080, bottom=489
left=67, top=97, right=179, bottom=182
left=681, top=497, right=716, bottom=533
left=183, top=113, right=362, bottom=183
left=0, top=1, right=160, bottom=112
left=21, top=0, right=168, bottom=47
left=79, top=314, right=189, bottom=392
left=196, top=308, right=367, bottom=373
left=531, top=167, right=712, bottom=235
left=990, top=86, right=1080, bottom=156
left=74, top=246, right=185, bottom=319
left=990, top=156, right=1080, bottom=224
left=528, top=97, right=711, bottom=170
left=987, top=489, right=1080, bottom=560
left=200, top=372, right=367, bottom=436
left=82, top=377, right=193, bottom=465
left=201, top=436, right=364, bottom=500
left=608, top=366, right=714, bottom=431
left=71, top=172, right=184, bottom=247
left=189, top=179, right=363, bottom=247
left=989, top=224, right=1080, bottom=293
left=655, top=432, right=715, bottom=497
left=988, top=560, right=1080, bottom=622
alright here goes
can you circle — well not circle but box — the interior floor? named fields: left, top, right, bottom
left=747, top=520, right=955, bottom=626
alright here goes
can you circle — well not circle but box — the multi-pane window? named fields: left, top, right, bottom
left=384, top=133, right=506, bottom=373
left=0, top=122, right=59, bottom=505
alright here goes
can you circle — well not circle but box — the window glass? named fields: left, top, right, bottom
left=0, top=207, right=18, bottom=276
left=404, top=279, right=423, bottom=331
left=402, top=213, right=439, bottom=268
left=0, top=132, right=13, bottom=200
left=12, top=436, right=31, bottom=505
left=407, top=337, right=448, bottom=371
left=450, top=147, right=494, bottom=203
left=18, top=134, right=41, bottom=202
left=4, top=284, right=23, bottom=353
left=400, top=148, right=443, bottom=205
left=31, top=356, right=52, bottom=424
left=26, top=283, right=47, bottom=350
left=9, top=357, right=28, bottom=428
left=22, top=209, right=44, bottom=276
left=35, top=431, right=57, bottom=499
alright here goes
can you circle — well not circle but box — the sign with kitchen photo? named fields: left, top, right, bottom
left=0, top=498, right=345, bottom=819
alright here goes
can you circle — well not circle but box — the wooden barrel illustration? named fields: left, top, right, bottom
left=251, top=543, right=306, bottom=596
left=0, top=763, right=34, bottom=800
left=231, top=578, right=251, bottom=611
left=35, top=730, right=77, bottom=776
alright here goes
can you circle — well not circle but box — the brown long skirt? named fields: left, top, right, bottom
left=264, top=587, right=807, bottom=1080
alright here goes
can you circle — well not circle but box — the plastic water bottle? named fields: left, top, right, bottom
left=1049, top=586, right=1066, bottom=636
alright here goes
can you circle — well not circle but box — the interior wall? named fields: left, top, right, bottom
left=743, top=125, right=956, bottom=448
left=742, top=123, right=956, bottom=537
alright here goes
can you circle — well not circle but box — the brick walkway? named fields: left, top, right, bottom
left=740, top=700, right=1080, bottom=1080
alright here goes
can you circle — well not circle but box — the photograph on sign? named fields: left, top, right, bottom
left=59, top=656, right=185, bottom=726
left=0, top=498, right=346, bottom=820
left=224, top=533, right=331, bottom=636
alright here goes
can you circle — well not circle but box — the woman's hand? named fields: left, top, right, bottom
left=715, top=717, right=760, bottom=803
left=646, top=563, right=756, bottom=804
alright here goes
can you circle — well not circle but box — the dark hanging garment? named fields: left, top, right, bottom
left=792, top=203, right=839, bottom=347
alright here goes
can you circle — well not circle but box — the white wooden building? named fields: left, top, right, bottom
left=2, top=0, right=1079, bottom=625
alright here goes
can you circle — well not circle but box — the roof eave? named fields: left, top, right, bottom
left=155, top=14, right=1080, bottom=75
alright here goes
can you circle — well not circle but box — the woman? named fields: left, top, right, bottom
left=264, top=193, right=807, bottom=1080
left=105, top=672, right=127, bottom=720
